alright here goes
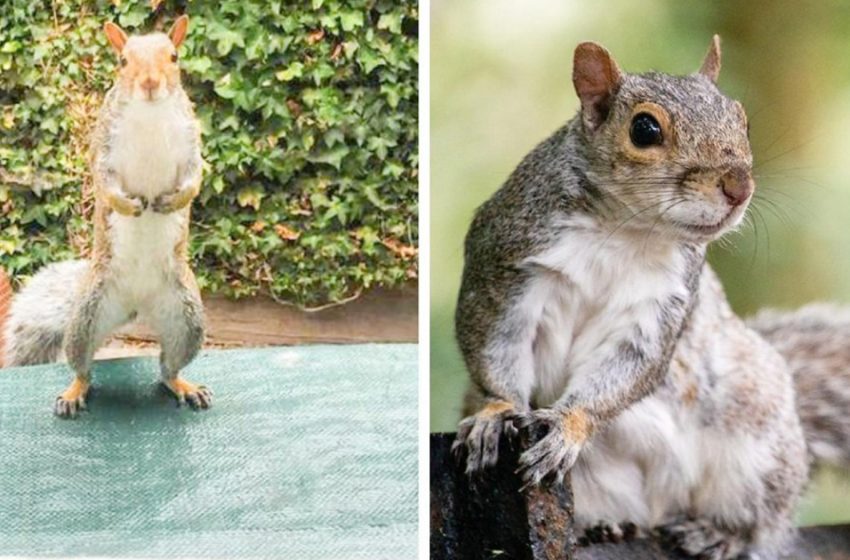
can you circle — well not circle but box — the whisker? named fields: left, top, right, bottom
left=639, top=199, right=686, bottom=254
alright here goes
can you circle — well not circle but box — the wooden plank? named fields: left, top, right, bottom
left=432, top=432, right=850, bottom=560
left=431, top=432, right=577, bottom=560
left=114, top=284, right=418, bottom=346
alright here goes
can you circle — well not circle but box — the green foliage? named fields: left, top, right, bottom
left=0, top=0, right=418, bottom=306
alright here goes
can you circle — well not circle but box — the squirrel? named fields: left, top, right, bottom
left=2, top=16, right=210, bottom=418
left=452, top=36, right=814, bottom=559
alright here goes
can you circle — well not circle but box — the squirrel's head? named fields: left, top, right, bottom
left=573, top=36, right=753, bottom=243
left=104, top=15, right=189, bottom=103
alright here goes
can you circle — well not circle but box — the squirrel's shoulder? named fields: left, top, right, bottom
left=463, top=120, right=592, bottom=265
left=89, top=86, right=120, bottom=163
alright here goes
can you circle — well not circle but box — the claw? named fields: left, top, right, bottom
left=54, top=378, right=90, bottom=419
left=656, top=518, right=747, bottom=559
left=163, top=378, right=213, bottom=410
left=186, top=385, right=212, bottom=409
left=452, top=400, right=519, bottom=474
left=515, top=407, right=588, bottom=488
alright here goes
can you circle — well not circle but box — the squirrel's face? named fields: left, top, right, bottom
left=103, top=16, right=189, bottom=103
left=573, top=37, right=754, bottom=244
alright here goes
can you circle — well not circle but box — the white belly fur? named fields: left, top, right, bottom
left=523, top=216, right=690, bottom=407
left=107, top=211, right=186, bottom=313
left=520, top=218, right=778, bottom=532
left=572, top=393, right=773, bottom=530
left=521, top=217, right=706, bottom=529
left=105, top=96, right=193, bottom=315
left=571, top=395, right=696, bottom=528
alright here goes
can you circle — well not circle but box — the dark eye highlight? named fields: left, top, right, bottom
left=629, top=113, right=663, bottom=148
left=171, top=53, right=178, bottom=63
left=120, top=57, right=128, bottom=67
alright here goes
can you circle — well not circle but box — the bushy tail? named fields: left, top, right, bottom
left=749, top=304, right=850, bottom=467
left=2, top=260, right=89, bottom=367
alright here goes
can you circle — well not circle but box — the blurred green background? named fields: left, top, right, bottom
left=430, top=0, right=850, bottom=524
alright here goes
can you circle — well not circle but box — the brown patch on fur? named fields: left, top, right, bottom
left=562, top=408, right=591, bottom=443
left=669, top=356, right=698, bottom=406
left=163, top=376, right=201, bottom=398
left=723, top=378, right=777, bottom=433
left=479, top=400, right=514, bottom=417
left=684, top=168, right=724, bottom=200
left=60, top=377, right=90, bottom=402
left=682, top=383, right=698, bottom=405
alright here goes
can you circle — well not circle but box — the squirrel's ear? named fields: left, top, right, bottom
left=698, top=35, right=722, bottom=83
left=103, top=22, right=128, bottom=54
left=572, top=42, right=622, bottom=132
left=168, top=15, right=189, bottom=48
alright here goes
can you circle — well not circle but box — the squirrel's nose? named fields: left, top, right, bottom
left=140, top=78, right=160, bottom=92
left=719, top=168, right=754, bottom=207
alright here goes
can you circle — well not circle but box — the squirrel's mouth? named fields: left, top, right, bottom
left=672, top=209, right=740, bottom=237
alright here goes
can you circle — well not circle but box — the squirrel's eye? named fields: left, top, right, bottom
left=171, top=53, right=178, bottom=63
left=120, top=57, right=128, bottom=67
left=629, top=113, right=663, bottom=148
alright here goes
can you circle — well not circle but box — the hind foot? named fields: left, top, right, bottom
left=162, top=377, right=212, bottom=410
left=54, top=377, right=90, bottom=418
left=657, top=518, right=751, bottom=559
left=578, top=521, right=640, bottom=546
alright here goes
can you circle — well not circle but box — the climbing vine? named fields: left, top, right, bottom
left=0, top=0, right=418, bottom=306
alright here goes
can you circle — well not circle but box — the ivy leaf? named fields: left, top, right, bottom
left=377, top=13, right=403, bottom=34
left=214, top=73, right=237, bottom=99
left=339, top=11, right=365, bottom=32
left=209, top=27, right=245, bottom=56
left=1, top=41, right=22, bottom=53
left=275, top=61, right=304, bottom=81
left=2, top=0, right=418, bottom=307
left=182, top=56, right=213, bottom=76
left=307, top=146, right=350, bottom=170
left=237, top=185, right=265, bottom=210
left=118, top=11, right=146, bottom=28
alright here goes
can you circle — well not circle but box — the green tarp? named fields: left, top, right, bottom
left=0, top=345, right=418, bottom=559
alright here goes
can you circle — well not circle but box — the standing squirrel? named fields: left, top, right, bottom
left=3, top=16, right=210, bottom=418
left=453, top=37, right=813, bottom=558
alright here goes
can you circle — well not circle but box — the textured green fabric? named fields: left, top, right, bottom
left=0, top=345, right=417, bottom=559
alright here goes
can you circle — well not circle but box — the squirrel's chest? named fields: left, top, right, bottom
left=523, top=228, right=690, bottom=405
left=108, top=99, right=193, bottom=199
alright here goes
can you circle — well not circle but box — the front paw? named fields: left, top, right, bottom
left=151, top=192, right=178, bottom=214
left=112, top=193, right=147, bottom=217
left=452, top=400, right=520, bottom=474
left=516, top=407, right=591, bottom=488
